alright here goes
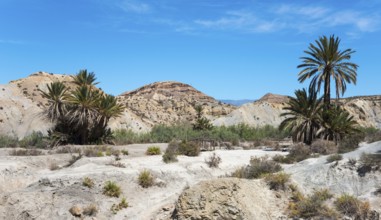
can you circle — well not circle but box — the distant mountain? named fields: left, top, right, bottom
left=219, top=99, right=256, bottom=106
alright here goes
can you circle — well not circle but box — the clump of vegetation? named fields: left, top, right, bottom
left=40, top=70, right=125, bottom=146
left=273, top=144, right=311, bottom=164
left=111, top=198, right=129, bottom=214
left=178, top=141, right=200, bottom=156
left=138, top=170, right=155, bottom=188
left=311, top=139, right=337, bottom=155
left=337, top=132, right=364, bottom=153
left=231, top=156, right=282, bottom=179
left=362, top=127, right=381, bottom=143
left=18, top=131, right=47, bottom=148
left=121, top=149, right=129, bottom=156
left=264, top=172, right=290, bottom=191
left=192, top=105, right=213, bottom=131
left=357, top=153, right=381, bottom=177
left=205, top=153, right=221, bottom=168
left=103, top=181, right=122, bottom=198
left=327, top=154, right=343, bottom=163
left=83, top=177, right=95, bottom=188
left=162, top=141, right=178, bottom=163
left=289, top=188, right=336, bottom=219
left=9, top=148, right=43, bottom=156
left=0, top=135, right=18, bottom=148
left=108, top=161, right=126, bottom=168
left=334, top=194, right=370, bottom=218
left=49, top=162, right=60, bottom=171
left=83, top=204, right=98, bottom=216
left=146, top=146, right=161, bottom=155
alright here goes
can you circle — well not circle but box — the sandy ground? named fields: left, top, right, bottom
left=0, top=142, right=380, bottom=219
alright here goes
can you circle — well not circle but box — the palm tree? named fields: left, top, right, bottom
left=280, top=88, right=322, bottom=145
left=297, top=35, right=358, bottom=108
left=72, top=69, right=98, bottom=87
left=318, top=106, right=358, bottom=143
left=39, top=81, right=68, bottom=121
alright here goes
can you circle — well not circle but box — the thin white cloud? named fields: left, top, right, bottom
left=118, top=0, right=151, bottom=14
left=0, top=39, right=25, bottom=44
left=193, top=4, right=380, bottom=35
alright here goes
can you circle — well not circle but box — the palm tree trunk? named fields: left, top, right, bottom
left=324, top=73, right=331, bottom=109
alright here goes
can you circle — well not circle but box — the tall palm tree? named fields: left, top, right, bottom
left=297, top=35, right=358, bottom=108
left=280, top=88, right=322, bottom=145
left=39, top=81, right=68, bottom=121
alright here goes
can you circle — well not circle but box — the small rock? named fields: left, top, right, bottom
left=69, top=205, right=82, bottom=217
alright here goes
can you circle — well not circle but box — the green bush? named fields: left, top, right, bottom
left=103, top=181, right=122, bottom=198
left=162, top=141, right=178, bottom=163
left=338, top=132, right=364, bottom=153
left=231, top=156, right=282, bottom=179
left=19, top=131, right=47, bottom=148
left=264, top=172, right=290, bottom=190
left=121, top=150, right=129, bottom=155
left=327, top=154, right=343, bottom=163
left=289, top=189, right=336, bottom=219
left=0, top=135, right=19, bottom=148
left=178, top=141, right=200, bottom=156
left=146, top=146, right=161, bottom=155
left=334, top=194, right=370, bottom=218
left=138, top=170, right=154, bottom=188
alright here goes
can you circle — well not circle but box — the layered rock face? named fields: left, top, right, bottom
left=119, top=81, right=235, bottom=127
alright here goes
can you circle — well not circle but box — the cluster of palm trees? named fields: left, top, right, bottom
left=40, top=70, right=125, bottom=145
left=280, top=35, right=359, bottom=145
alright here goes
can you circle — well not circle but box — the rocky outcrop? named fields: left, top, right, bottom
left=173, top=178, right=286, bottom=220
left=213, top=93, right=289, bottom=127
left=119, top=81, right=235, bottom=127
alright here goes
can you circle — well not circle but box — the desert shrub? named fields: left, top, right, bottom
left=111, top=198, right=129, bottom=214
left=311, top=139, right=337, bottom=155
left=113, top=129, right=144, bottom=145
left=231, top=156, right=282, bottom=179
left=55, top=146, right=81, bottom=154
left=287, top=143, right=312, bottom=162
left=362, top=127, right=381, bottom=143
left=338, top=132, right=364, bottom=153
left=0, top=135, right=18, bottom=148
left=19, top=131, right=47, bottom=148
left=65, top=154, right=82, bottom=167
left=108, top=161, right=126, bottom=168
left=162, top=141, right=178, bottom=163
left=205, top=153, right=221, bottom=168
left=138, top=170, right=154, bottom=188
left=9, top=148, right=43, bottom=156
left=69, top=205, right=82, bottom=217
left=272, top=154, right=293, bottom=164
left=359, top=153, right=381, bottom=167
left=83, top=177, right=95, bottom=188
left=121, top=150, right=129, bottom=155
left=289, top=189, right=336, bottom=219
left=348, top=158, right=357, bottom=166
left=178, top=141, right=200, bottom=156
left=327, top=154, right=343, bottom=163
left=83, top=204, right=98, bottom=216
left=146, top=146, right=161, bottom=155
left=334, top=194, right=370, bottom=218
left=103, top=181, right=121, bottom=198
left=49, top=162, right=60, bottom=171
left=264, top=172, right=290, bottom=190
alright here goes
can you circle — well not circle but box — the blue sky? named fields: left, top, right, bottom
left=0, top=0, right=380, bottom=99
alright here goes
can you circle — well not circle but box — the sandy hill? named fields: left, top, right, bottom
left=119, top=81, right=235, bottom=127
left=215, top=93, right=381, bottom=129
